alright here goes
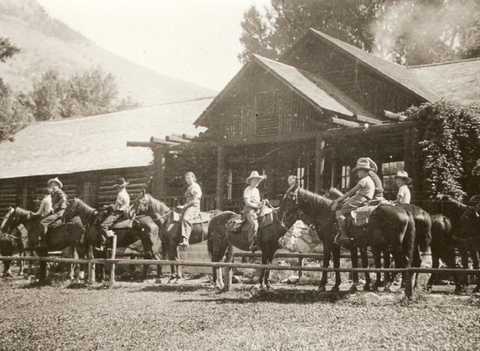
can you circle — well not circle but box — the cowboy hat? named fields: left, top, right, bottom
left=246, top=171, right=265, bottom=184
left=352, top=158, right=374, bottom=173
left=113, top=177, right=130, bottom=188
left=365, top=157, right=378, bottom=173
left=394, top=170, right=412, bottom=184
left=47, top=177, right=63, bottom=188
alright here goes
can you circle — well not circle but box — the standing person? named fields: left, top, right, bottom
left=393, top=170, right=412, bottom=204
left=178, top=172, right=202, bottom=248
left=34, top=187, right=53, bottom=217
left=331, top=158, right=375, bottom=246
left=280, top=175, right=298, bottom=206
left=38, top=177, right=67, bottom=244
left=243, top=170, right=265, bottom=252
left=365, top=157, right=385, bottom=200
left=99, top=177, right=131, bottom=241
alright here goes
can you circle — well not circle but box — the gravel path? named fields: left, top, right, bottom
left=0, top=275, right=479, bottom=351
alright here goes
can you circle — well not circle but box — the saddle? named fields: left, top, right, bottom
left=170, top=210, right=214, bottom=225
left=225, top=207, right=274, bottom=234
left=348, top=205, right=378, bottom=227
left=111, top=219, right=133, bottom=229
left=48, top=218, right=65, bottom=229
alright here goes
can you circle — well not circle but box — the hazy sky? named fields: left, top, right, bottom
left=36, top=0, right=271, bottom=91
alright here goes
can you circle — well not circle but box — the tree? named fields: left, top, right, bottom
left=238, top=0, right=382, bottom=64
left=239, top=0, right=480, bottom=66
left=31, top=70, right=64, bottom=121
left=0, top=37, right=20, bottom=62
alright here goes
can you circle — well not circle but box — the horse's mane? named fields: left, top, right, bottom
left=146, top=193, right=171, bottom=214
left=14, top=207, right=31, bottom=221
left=73, top=198, right=95, bottom=214
left=326, top=187, right=343, bottom=200
left=297, top=188, right=334, bottom=218
left=438, top=194, right=468, bottom=210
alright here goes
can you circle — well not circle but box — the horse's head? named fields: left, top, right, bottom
left=278, top=185, right=301, bottom=228
left=130, top=190, right=148, bottom=217
left=63, top=197, right=80, bottom=223
left=1, top=207, right=19, bottom=234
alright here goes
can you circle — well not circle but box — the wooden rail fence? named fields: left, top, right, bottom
left=1, top=255, right=479, bottom=298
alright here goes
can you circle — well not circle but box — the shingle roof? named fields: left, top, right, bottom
left=254, top=55, right=376, bottom=119
left=306, top=29, right=441, bottom=103
left=0, top=98, right=212, bottom=179
left=409, top=58, right=480, bottom=105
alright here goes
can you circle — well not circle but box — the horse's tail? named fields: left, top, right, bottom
left=206, top=211, right=235, bottom=259
left=417, top=211, right=432, bottom=252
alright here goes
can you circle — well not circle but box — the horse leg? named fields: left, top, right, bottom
left=331, top=245, right=341, bottom=292
left=471, top=249, right=480, bottom=292
left=384, top=249, right=394, bottom=292
left=18, top=252, right=25, bottom=276
left=360, top=246, right=371, bottom=291
left=426, top=251, right=440, bottom=291
left=371, top=246, right=382, bottom=291
left=223, top=245, right=234, bottom=291
left=348, top=247, right=358, bottom=293
left=37, top=246, right=48, bottom=283
left=319, top=245, right=331, bottom=292
left=456, top=244, right=469, bottom=294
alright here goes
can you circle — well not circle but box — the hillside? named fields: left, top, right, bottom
left=0, top=0, right=216, bottom=106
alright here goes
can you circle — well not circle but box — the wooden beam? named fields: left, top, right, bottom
left=166, top=135, right=190, bottom=143
left=182, top=134, right=195, bottom=140
left=355, top=114, right=382, bottom=125
left=331, top=117, right=361, bottom=128
left=216, top=146, right=226, bottom=210
left=126, top=141, right=154, bottom=148
left=384, top=110, right=407, bottom=122
left=315, top=135, right=326, bottom=193
left=150, top=137, right=178, bottom=146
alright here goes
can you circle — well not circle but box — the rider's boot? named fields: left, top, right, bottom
left=334, top=216, right=351, bottom=246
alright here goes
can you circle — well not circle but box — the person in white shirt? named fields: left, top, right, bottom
left=178, top=172, right=202, bottom=248
left=99, top=177, right=131, bottom=241
left=331, top=158, right=375, bottom=246
left=34, top=187, right=53, bottom=217
left=243, top=171, right=265, bottom=252
left=393, top=170, right=412, bottom=204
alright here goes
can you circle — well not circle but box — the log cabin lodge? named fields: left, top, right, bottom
left=2, top=28, right=480, bottom=213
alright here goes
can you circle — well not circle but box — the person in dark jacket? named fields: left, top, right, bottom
left=38, top=177, right=67, bottom=244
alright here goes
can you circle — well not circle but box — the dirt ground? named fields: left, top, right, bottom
left=0, top=264, right=479, bottom=351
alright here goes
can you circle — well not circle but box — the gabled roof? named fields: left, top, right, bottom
left=254, top=55, right=376, bottom=119
left=409, top=58, right=480, bottom=105
left=283, top=29, right=440, bottom=103
left=195, top=55, right=379, bottom=127
left=0, top=98, right=212, bottom=179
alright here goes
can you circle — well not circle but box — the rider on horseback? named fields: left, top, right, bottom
left=331, top=158, right=375, bottom=246
left=38, top=177, right=67, bottom=245
left=99, top=177, right=130, bottom=242
left=393, top=170, right=412, bottom=204
left=178, top=172, right=202, bottom=248
left=34, top=187, right=53, bottom=217
left=244, top=171, right=265, bottom=252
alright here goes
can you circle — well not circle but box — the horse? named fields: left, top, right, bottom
left=279, top=187, right=416, bottom=294
left=0, top=206, right=84, bottom=282
left=130, top=191, right=219, bottom=282
left=207, top=206, right=289, bottom=290
left=64, top=198, right=163, bottom=282
left=0, top=226, right=23, bottom=277
left=426, top=214, right=456, bottom=290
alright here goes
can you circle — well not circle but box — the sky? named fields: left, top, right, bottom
left=36, top=0, right=271, bottom=91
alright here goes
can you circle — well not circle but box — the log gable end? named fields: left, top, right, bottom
left=211, top=64, right=326, bottom=141
left=281, top=35, right=427, bottom=117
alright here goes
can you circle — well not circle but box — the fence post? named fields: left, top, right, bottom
left=88, top=259, right=94, bottom=284
left=298, top=257, right=305, bottom=278
left=405, top=269, right=413, bottom=298
left=111, top=235, right=117, bottom=285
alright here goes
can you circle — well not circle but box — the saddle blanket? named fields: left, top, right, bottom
left=225, top=210, right=274, bottom=233
left=171, top=211, right=213, bottom=225
left=350, top=205, right=378, bottom=227
left=111, top=219, right=133, bottom=229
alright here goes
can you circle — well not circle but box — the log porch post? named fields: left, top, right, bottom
left=216, top=146, right=226, bottom=210
left=153, top=148, right=165, bottom=198
left=315, top=135, right=326, bottom=193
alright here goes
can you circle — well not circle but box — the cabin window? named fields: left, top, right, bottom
left=341, top=166, right=351, bottom=189
left=382, top=161, right=404, bottom=200
left=227, top=169, right=233, bottom=201
left=255, top=91, right=279, bottom=137
left=297, top=167, right=305, bottom=188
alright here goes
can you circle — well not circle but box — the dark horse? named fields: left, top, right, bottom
left=207, top=207, right=288, bottom=290
left=130, top=191, right=219, bottom=282
left=427, top=195, right=479, bottom=292
left=279, top=187, right=416, bottom=294
left=63, top=198, right=162, bottom=282
left=0, top=206, right=84, bottom=282
left=0, top=225, right=23, bottom=277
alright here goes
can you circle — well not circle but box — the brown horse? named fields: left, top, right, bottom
left=0, top=206, right=84, bottom=282
left=130, top=191, right=219, bottom=282
left=426, top=214, right=456, bottom=290
left=0, top=226, right=23, bottom=277
left=64, top=198, right=163, bottom=282
left=279, top=187, right=416, bottom=293
left=207, top=208, right=288, bottom=290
